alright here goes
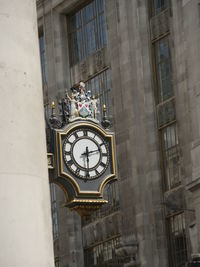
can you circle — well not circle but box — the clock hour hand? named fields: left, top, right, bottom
left=85, top=146, right=90, bottom=179
left=81, top=147, right=89, bottom=156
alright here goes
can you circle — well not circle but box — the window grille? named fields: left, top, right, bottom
left=68, top=0, right=107, bottom=65
left=50, top=184, right=59, bottom=239
left=161, top=124, right=181, bottom=190
left=167, top=213, right=188, bottom=267
left=150, top=0, right=169, bottom=17
left=85, top=69, right=111, bottom=121
left=157, top=97, right=176, bottom=128
left=84, top=236, right=125, bottom=267
left=154, top=37, right=174, bottom=103
left=39, top=34, right=47, bottom=86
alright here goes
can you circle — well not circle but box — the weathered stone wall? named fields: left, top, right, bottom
left=170, top=0, right=200, bottom=255
left=37, top=0, right=168, bottom=266
left=105, top=1, right=168, bottom=266
left=36, top=0, right=200, bottom=265
left=40, top=0, right=168, bottom=265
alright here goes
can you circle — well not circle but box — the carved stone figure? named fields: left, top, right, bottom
left=79, top=81, right=87, bottom=102
left=67, top=93, right=78, bottom=119
left=91, top=95, right=99, bottom=119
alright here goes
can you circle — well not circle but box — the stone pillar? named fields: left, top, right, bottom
left=105, top=0, right=168, bottom=266
left=0, top=1, right=54, bottom=266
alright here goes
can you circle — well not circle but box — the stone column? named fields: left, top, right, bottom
left=0, top=1, right=54, bottom=266
left=105, top=0, right=168, bottom=266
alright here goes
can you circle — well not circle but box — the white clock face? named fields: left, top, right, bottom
left=73, top=139, right=100, bottom=168
left=63, top=128, right=109, bottom=180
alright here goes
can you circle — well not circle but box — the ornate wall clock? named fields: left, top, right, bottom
left=54, top=121, right=116, bottom=216
left=50, top=82, right=117, bottom=216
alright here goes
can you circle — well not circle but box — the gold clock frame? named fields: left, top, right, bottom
left=55, top=121, right=117, bottom=199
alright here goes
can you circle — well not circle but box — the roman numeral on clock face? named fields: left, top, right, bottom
left=83, top=130, right=88, bottom=136
left=86, top=171, right=90, bottom=178
left=67, top=159, right=73, bottom=166
left=95, top=169, right=99, bottom=175
left=100, top=162, right=106, bottom=168
left=75, top=168, right=80, bottom=175
left=74, top=132, right=79, bottom=139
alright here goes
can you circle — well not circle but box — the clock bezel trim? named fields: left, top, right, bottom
left=56, top=121, right=116, bottom=196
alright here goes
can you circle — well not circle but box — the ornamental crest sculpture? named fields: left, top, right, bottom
left=67, top=82, right=99, bottom=121
left=48, top=81, right=110, bottom=129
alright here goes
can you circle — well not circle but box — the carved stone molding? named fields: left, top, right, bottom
left=115, top=236, right=139, bottom=266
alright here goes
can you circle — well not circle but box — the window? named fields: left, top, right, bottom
left=167, top=213, right=188, bottom=267
left=150, top=0, right=168, bottom=17
left=39, top=34, right=47, bottom=86
left=161, top=124, right=181, bottom=190
left=85, top=69, right=111, bottom=121
left=84, top=236, right=124, bottom=267
left=50, top=184, right=59, bottom=239
left=68, top=0, right=107, bottom=65
left=82, top=181, right=120, bottom=225
left=154, top=37, right=173, bottom=103
left=153, top=36, right=180, bottom=192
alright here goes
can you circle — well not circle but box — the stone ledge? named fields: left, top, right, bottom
left=186, top=177, right=200, bottom=192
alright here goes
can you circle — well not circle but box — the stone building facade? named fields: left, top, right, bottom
left=36, top=0, right=200, bottom=266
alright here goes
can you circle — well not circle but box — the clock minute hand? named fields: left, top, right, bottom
left=87, top=148, right=100, bottom=154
